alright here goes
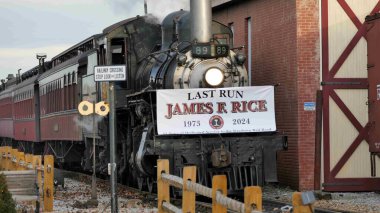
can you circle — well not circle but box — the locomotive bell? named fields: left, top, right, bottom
left=190, top=0, right=212, bottom=43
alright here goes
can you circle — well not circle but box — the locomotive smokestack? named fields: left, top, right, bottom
left=18, top=68, right=22, bottom=83
left=144, top=0, right=147, bottom=15
left=1, top=79, right=5, bottom=90
left=191, top=0, right=212, bottom=43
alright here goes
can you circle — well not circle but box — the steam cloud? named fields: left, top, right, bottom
left=73, top=113, right=105, bottom=132
left=107, top=0, right=190, bottom=22
left=147, top=0, right=190, bottom=21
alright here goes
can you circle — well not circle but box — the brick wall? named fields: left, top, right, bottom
left=213, top=0, right=320, bottom=190
left=296, top=0, right=320, bottom=190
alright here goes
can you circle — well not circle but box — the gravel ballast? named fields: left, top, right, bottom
left=15, top=176, right=380, bottom=212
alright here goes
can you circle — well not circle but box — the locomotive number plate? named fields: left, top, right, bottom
left=191, top=44, right=229, bottom=58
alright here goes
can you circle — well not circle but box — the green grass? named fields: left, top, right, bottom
left=0, top=173, right=16, bottom=213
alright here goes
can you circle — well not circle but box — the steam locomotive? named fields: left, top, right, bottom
left=0, top=0, right=286, bottom=193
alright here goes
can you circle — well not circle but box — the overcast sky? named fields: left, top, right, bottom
left=0, top=0, right=189, bottom=81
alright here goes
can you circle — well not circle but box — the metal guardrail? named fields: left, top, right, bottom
left=0, top=146, right=54, bottom=212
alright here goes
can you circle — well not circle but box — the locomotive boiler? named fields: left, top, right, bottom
left=124, top=0, right=286, bottom=192
left=0, top=0, right=286, bottom=194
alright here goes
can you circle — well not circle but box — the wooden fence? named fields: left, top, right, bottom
left=157, top=159, right=314, bottom=213
left=0, top=146, right=54, bottom=212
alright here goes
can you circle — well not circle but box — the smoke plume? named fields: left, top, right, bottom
left=147, top=0, right=190, bottom=22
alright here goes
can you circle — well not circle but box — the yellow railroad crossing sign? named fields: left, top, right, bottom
left=78, top=101, right=109, bottom=116
left=95, top=101, right=110, bottom=116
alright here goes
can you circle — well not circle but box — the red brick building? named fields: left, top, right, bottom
left=212, top=0, right=380, bottom=192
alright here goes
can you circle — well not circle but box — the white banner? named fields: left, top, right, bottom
left=156, top=86, right=276, bottom=135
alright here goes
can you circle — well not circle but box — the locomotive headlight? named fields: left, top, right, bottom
left=205, top=68, right=224, bottom=87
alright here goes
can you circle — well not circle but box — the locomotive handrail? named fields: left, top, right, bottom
left=231, top=45, right=245, bottom=50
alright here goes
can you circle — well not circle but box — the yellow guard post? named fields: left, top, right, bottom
left=44, top=155, right=54, bottom=212
left=292, top=192, right=314, bottom=213
left=212, top=175, right=227, bottom=213
left=244, top=186, right=263, bottom=212
left=0, top=147, right=4, bottom=170
left=183, top=166, right=196, bottom=213
left=17, top=151, right=25, bottom=171
left=157, top=159, right=170, bottom=213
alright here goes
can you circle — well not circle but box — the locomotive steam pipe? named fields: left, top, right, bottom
left=190, top=0, right=212, bottom=43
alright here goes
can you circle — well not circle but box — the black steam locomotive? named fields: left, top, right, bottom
left=0, top=0, right=286, bottom=193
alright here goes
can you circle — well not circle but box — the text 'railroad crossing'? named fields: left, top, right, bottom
left=94, top=65, right=127, bottom=81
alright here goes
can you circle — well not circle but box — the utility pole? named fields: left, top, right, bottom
left=94, top=65, right=126, bottom=213
left=91, top=100, right=98, bottom=201
left=78, top=99, right=110, bottom=206
left=109, top=82, right=118, bottom=213
left=36, top=53, right=46, bottom=143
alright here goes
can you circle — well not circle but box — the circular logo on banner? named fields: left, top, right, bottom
left=209, top=115, right=224, bottom=129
